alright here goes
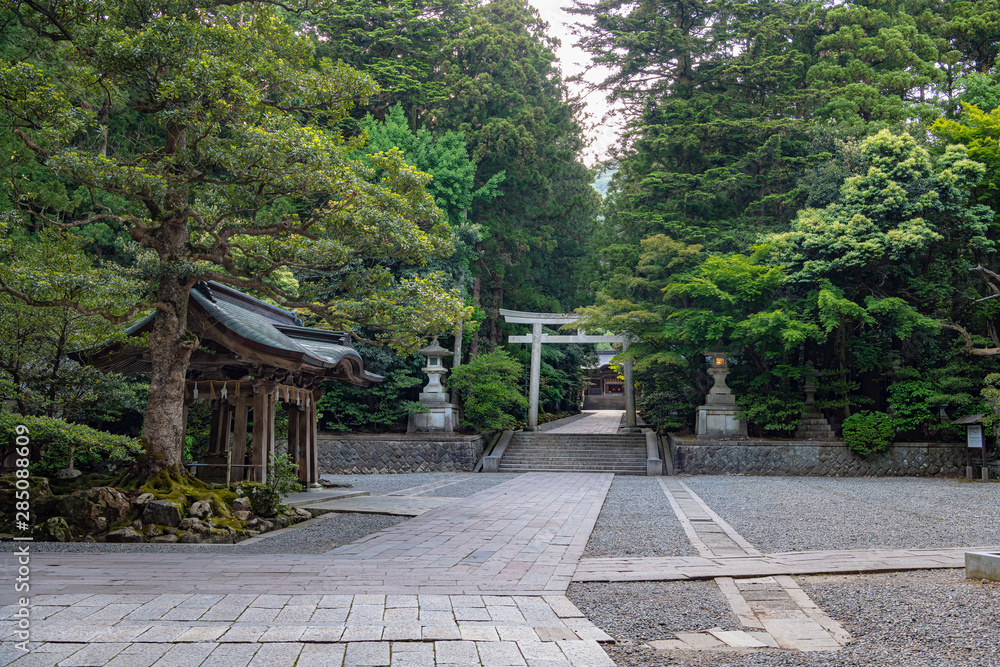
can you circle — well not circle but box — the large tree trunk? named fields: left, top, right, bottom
left=141, top=274, right=197, bottom=473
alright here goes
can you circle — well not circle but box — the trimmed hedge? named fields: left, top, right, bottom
left=842, top=410, right=895, bottom=456
left=0, top=412, right=144, bottom=474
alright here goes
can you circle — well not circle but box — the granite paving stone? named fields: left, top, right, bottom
left=147, top=642, right=216, bottom=667
left=295, top=643, right=346, bottom=667
left=476, top=641, right=527, bottom=667
left=103, top=643, right=172, bottom=667
left=344, top=641, right=391, bottom=666
left=246, top=642, right=303, bottom=666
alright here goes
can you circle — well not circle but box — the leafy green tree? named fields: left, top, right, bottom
left=0, top=0, right=468, bottom=474
left=308, top=0, right=458, bottom=123
left=448, top=348, right=527, bottom=431
left=316, top=340, right=425, bottom=432
left=425, top=0, right=599, bottom=347
left=933, top=103, right=1000, bottom=211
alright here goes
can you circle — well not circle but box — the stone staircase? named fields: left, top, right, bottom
left=794, top=406, right=837, bottom=440
left=497, top=432, right=648, bottom=474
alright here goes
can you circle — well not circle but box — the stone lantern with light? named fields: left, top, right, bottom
left=696, top=349, right=748, bottom=438
left=407, top=337, right=458, bottom=434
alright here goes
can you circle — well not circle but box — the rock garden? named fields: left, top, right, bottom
left=1, top=470, right=311, bottom=545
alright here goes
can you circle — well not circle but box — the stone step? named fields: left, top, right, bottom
left=517, top=438, right=646, bottom=444
left=507, top=445, right=646, bottom=456
left=498, top=465, right=647, bottom=473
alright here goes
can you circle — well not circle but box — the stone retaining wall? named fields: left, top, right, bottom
left=317, top=433, right=487, bottom=474
left=582, top=395, right=626, bottom=410
left=667, top=435, right=966, bottom=477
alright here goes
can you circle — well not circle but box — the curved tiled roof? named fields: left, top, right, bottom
left=94, top=281, right=381, bottom=386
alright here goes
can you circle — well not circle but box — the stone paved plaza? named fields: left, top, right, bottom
left=3, top=423, right=1000, bottom=666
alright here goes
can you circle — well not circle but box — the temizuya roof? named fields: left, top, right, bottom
left=86, top=281, right=382, bottom=387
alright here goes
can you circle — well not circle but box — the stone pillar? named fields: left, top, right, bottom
left=527, top=322, right=542, bottom=430
left=622, top=338, right=639, bottom=432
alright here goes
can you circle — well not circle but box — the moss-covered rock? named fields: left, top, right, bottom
left=142, top=500, right=182, bottom=527
left=235, top=482, right=280, bottom=517
left=106, top=527, right=144, bottom=543
left=37, top=517, right=72, bottom=542
left=57, top=487, right=131, bottom=532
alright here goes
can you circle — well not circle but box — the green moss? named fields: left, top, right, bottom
left=213, top=517, right=245, bottom=531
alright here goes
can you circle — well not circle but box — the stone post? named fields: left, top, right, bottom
left=527, top=322, right=542, bottom=430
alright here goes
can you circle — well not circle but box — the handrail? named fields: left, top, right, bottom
left=482, top=430, right=515, bottom=472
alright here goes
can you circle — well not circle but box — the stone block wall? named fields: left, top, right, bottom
left=668, top=436, right=965, bottom=477
left=317, top=433, right=487, bottom=474
left=583, top=395, right=626, bottom=410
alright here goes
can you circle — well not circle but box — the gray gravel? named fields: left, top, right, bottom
left=605, top=569, right=1000, bottom=666
left=684, top=476, right=1000, bottom=552
left=568, top=580, right=740, bottom=643
left=0, top=512, right=406, bottom=555
left=584, top=476, right=697, bottom=558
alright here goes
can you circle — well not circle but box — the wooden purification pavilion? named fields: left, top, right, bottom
left=84, top=281, right=381, bottom=487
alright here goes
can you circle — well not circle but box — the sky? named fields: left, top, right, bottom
left=525, top=0, right=620, bottom=167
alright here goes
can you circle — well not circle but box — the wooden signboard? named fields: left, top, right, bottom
left=967, top=425, right=984, bottom=448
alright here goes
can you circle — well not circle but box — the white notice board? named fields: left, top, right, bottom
left=967, top=425, right=984, bottom=448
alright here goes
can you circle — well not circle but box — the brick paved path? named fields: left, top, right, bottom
left=542, top=412, right=623, bottom=435
left=1, top=473, right=616, bottom=666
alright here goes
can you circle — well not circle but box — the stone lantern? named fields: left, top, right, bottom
left=407, top=337, right=458, bottom=434
left=695, top=350, right=748, bottom=438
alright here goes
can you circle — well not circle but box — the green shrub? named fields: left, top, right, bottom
left=267, top=452, right=303, bottom=497
left=1, top=412, right=144, bottom=474
left=448, top=349, right=528, bottom=432
left=886, top=381, right=936, bottom=432
left=842, top=411, right=895, bottom=456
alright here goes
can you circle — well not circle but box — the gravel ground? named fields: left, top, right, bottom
left=683, top=476, right=1000, bottom=552
left=604, top=569, right=1000, bottom=666
left=568, top=580, right=740, bottom=643
left=584, top=476, right=697, bottom=558
left=424, top=473, right=523, bottom=497
left=0, top=512, right=406, bottom=555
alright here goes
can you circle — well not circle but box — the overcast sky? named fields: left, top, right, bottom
left=526, top=0, right=620, bottom=167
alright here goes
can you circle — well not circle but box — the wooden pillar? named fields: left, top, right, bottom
left=285, top=402, right=300, bottom=477
left=307, top=395, right=320, bottom=487
left=207, top=399, right=233, bottom=455
left=264, top=385, right=276, bottom=482
left=251, top=384, right=275, bottom=483
left=230, top=396, right=249, bottom=482
left=295, top=403, right=310, bottom=485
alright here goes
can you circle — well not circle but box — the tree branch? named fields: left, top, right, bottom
left=0, top=278, right=158, bottom=324
left=941, top=322, right=1000, bottom=356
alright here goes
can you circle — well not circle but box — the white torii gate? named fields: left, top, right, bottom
left=499, top=309, right=638, bottom=432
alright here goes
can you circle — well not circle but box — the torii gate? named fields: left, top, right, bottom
left=500, top=309, right=638, bottom=432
